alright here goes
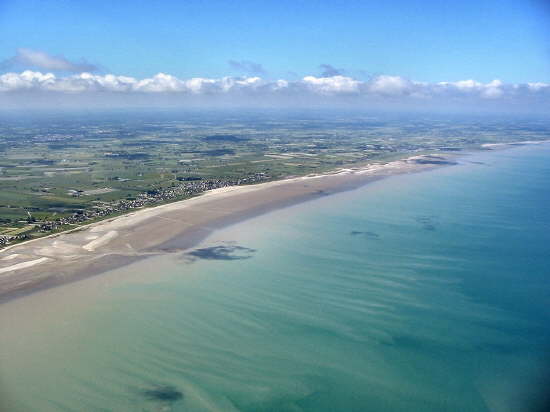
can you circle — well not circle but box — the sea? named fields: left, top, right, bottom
left=1, top=143, right=549, bottom=412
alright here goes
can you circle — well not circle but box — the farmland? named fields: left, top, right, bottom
left=1, top=111, right=548, bottom=246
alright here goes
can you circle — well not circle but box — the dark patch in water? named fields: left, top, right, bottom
left=415, top=215, right=438, bottom=231
left=185, top=244, right=256, bottom=262
left=142, top=385, right=183, bottom=402
left=413, top=158, right=456, bottom=165
left=412, top=155, right=457, bottom=165
left=350, top=230, right=380, bottom=238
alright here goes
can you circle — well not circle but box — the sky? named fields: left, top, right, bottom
left=1, top=0, right=550, bottom=112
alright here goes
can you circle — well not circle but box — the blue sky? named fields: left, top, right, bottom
left=1, top=0, right=550, bottom=112
left=1, top=0, right=549, bottom=83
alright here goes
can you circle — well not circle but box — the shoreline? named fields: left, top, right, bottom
left=0, top=150, right=486, bottom=303
left=4, top=138, right=546, bottom=256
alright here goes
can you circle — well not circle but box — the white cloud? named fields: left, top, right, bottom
left=450, top=79, right=482, bottom=90
left=436, top=79, right=505, bottom=99
left=0, top=70, right=56, bottom=91
left=302, top=75, right=361, bottom=94
left=2, top=48, right=98, bottom=73
left=274, top=79, right=289, bottom=89
left=218, top=76, right=265, bottom=93
left=367, top=75, right=415, bottom=96
left=134, top=73, right=184, bottom=92
left=0, top=71, right=548, bottom=110
left=527, top=82, right=550, bottom=92
left=184, top=77, right=218, bottom=94
left=45, top=73, right=137, bottom=93
left=481, top=80, right=503, bottom=99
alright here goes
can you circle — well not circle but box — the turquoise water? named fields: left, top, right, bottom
left=1, top=144, right=549, bottom=411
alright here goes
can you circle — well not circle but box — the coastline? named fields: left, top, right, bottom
left=0, top=151, right=476, bottom=303
left=2, top=141, right=550, bottom=412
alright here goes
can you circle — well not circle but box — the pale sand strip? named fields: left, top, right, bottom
left=1, top=254, right=20, bottom=261
left=481, top=140, right=548, bottom=148
left=82, top=231, right=118, bottom=251
left=0, top=257, right=51, bottom=275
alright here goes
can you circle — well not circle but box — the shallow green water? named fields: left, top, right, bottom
left=1, top=145, right=549, bottom=411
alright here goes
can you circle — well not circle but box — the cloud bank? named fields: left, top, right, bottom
left=1, top=49, right=98, bottom=73
left=1, top=70, right=548, bottom=112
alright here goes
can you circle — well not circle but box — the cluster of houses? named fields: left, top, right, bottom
left=0, top=173, right=268, bottom=248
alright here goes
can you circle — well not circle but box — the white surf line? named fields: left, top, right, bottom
left=82, top=230, right=118, bottom=252
left=0, top=257, right=52, bottom=275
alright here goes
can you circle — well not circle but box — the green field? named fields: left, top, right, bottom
left=1, top=111, right=549, bottom=246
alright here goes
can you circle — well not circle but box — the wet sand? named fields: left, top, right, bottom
left=0, top=154, right=455, bottom=303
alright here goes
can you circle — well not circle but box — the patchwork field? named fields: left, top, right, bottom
left=1, top=111, right=549, bottom=246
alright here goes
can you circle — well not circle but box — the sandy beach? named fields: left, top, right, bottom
left=0, top=154, right=455, bottom=302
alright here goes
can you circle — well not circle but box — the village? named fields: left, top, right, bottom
left=0, top=172, right=268, bottom=248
